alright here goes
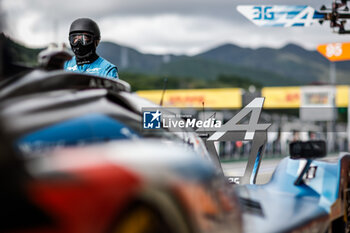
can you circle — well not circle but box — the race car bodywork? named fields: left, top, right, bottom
left=0, top=67, right=239, bottom=233
left=236, top=154, right=350, bottom=233
left=0, top=68, right=212, bottom=163
left=0, top=140, right=242, bottom=233
left=197, top=101, right=350, bottom=232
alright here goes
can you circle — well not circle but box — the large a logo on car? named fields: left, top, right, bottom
left=143, top=110, right=161, bottom=129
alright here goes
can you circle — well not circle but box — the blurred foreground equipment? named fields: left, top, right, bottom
left=38, top=43, right=72, bottom=70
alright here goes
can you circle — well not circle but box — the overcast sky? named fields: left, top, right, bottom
left=1, top=0, right=349, bottom=55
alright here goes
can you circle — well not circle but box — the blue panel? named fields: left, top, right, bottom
left=265, top=158, right=320, bottom=197
left=238, top=156, right=342, bottom=232
left=313, top=12, right=325, bottom=19
left=261, top=158, right=340, bottom=212
left=17, top=114, right=139, bottom=153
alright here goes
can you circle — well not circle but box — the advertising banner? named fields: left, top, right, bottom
left=137, top=88, right=242, bottom=109
left=300, top=86, right=337, bottom=121
left=261, top=87, right=300, bottom=108
left=317, top=42, right=350, bottom=62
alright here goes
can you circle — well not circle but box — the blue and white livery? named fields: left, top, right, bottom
left=237, top=5, right=324, bottom=27
left=64, top=56, right=119, bottom=79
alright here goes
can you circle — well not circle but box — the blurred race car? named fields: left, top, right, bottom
left=0, top=138, right=242, bottom=233
left=0, top=61, right=213, bottom=165
left=1, top=47, right=350, bottom=233
left=0, top=49, right=237, bottom=233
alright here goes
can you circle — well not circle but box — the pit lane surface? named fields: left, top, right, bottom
left=221, top=155, right=339, bottom=184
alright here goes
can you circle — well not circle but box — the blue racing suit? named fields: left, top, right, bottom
left=64, top=56, right=119, bottom=79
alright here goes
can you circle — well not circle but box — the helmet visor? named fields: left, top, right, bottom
left=69, top=33, right=94, bottom=46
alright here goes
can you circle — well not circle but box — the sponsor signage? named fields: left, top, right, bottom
left=261, top=87, right=300, bottom=108
left=317, top=42, right=350, bottom=62
left=300, top=86, right=337, bottom=121
left=237, top=5, right=320, bottom=27
left=139, top=86, right=349, bottom=109
left=137, top=88, right=242, bottom=109
left=336, top=85, right=349, bottom=108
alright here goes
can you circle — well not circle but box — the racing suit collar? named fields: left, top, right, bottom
left=75, top=53, right=99, bottom=65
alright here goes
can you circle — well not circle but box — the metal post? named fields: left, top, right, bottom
left=327, top=120, right=335, bottom=153
left=330, top=62, right=336, bottom=84
left=329, top=62, right=336, bottom=153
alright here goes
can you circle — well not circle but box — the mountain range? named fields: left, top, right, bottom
left=97, top=41, right=350, bottom=86
left=4, top=33, right=350, bottom=86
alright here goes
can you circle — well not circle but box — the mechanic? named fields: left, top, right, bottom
left=64, top=18, right=118, bottom=79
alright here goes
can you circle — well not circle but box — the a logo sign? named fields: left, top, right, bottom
left=67, top=65, right=77, bottom=71
left=86, top=68, right=101, bottom=73
left=237, top=5, right=319, bottom=27
left=317, top=42, right=350, bottom=62
left=143, top=110, right=161, bottom=129
left=143, top=98, right=271, bottom=185
left=142, top=109, right=222, bottom=130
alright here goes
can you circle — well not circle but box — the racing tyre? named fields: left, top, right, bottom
left=112, top=203, right=170, bottom=233
left=109, top=188, right=192, bottom=233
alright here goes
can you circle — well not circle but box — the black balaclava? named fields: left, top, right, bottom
left=71, top=40, right=98, bottom=65
left=69, top=18, right=100, bottom=65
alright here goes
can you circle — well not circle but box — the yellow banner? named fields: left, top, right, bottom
left=263, top=86, right=349, bottom=108
left=262, top=87, right=301, bottom=108
left=138, top=86, right=348, bottom=109
left=336, top=85, right=349, bottom=107
left=136, top=88, right=242, bottom=108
